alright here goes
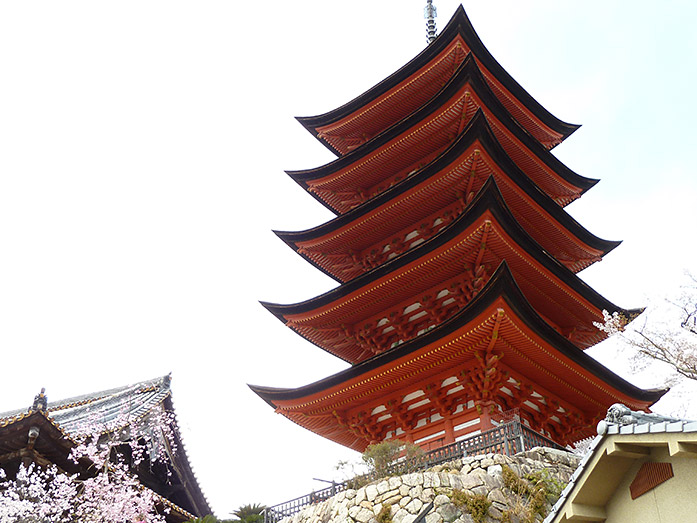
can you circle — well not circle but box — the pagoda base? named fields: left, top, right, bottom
left=263, top=417, right=566, bottom=523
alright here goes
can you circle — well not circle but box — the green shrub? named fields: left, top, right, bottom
left=362, top=439, right=425, bottom=479
left=450, top=490, right=491, bottom=523
left=377, top=504, right=393, bottom=523
left=363, top=440, right=403, bottom=476
left=185, top=516, right=235, bottom=523
left=500, top=465, right=566, bottom=522
left=524, top=469, right=565, bottom=503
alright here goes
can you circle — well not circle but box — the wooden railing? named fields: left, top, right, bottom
left=263, top=421, right=564, bottom=523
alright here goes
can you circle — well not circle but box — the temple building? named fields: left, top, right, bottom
left=251, top=6, right=665, bottom=453
left=545, top=405, right=697, bottom=523
left=0, top=375, right=210, bottom=522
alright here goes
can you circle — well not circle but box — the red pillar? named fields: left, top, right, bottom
left=443, top=417, right=455, bottom=444
left=478, top=401, right=495, bottom=431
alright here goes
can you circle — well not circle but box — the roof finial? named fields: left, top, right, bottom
left=31, top=387, right=47, bottom=413
left=424, top=0, right=438, bottom=44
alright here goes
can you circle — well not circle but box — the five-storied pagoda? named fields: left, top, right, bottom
left=251, top=5, right=665, bottom=452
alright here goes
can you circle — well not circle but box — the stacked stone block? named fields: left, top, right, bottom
left=281, top=448, right=580, bottom=523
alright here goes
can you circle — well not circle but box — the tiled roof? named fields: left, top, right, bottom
left=543, top=405, right=696, bottom=523
left=598, top=418, right=697, bottom=436
left=0, top=374, right=212, bottom=518
left=0, top=375, right=171, bottom=435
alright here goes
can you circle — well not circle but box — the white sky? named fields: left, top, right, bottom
left=0, top=0, right=696, bottom=517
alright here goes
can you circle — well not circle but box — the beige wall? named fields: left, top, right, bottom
left=605, top=447, right=697, bottom=523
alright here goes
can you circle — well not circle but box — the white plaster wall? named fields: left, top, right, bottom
left=605, top=448, right=697, bottom=523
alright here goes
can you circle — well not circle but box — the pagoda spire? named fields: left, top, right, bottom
left=424, top=0, right=437, bottom=43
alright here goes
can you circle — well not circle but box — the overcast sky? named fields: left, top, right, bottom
left=0, top=0, right=696, bottom=517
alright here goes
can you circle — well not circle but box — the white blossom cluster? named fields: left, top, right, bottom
left=592, top=309, right=626, bottom=336
left=0, top=465, right=77, bottom=522
left=0, top=406, right=178, bottom=523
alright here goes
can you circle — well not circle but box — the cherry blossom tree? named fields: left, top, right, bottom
left=0, top=405, right=178, bottom=523
left=595, top=273, right=697, bottom=384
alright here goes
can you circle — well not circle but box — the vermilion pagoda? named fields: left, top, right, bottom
left=251, top=6, right=665, bottom=452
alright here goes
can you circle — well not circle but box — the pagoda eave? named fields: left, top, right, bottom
left=264, top=181, right=633, bottom=360
left=251, top=265, right=665, bottom=451
left=289, top=55, right=594, bottom=214
left=278, top=112, right=618, bottom=281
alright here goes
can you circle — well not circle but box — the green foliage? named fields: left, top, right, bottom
left=362, top=440, right=403, bottom=476
left=502, top=465, right=527, bottom=496
left=376, top=504, right=393, bottom=523
left=403, top=441, right=426, bottom=462
left=185, top=516, right=235, bottom=523
left=361, top=439, right=425, bottom=479
left=500, top=465, right=566, bottom=522
left=450, top=489, right=491, bottom=523
left=184, top=508, right=260, bottom=523
left=524, top=469, right=565, bottom=503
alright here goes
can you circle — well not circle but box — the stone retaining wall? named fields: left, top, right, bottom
left=281, top=447, right=580, bottom=523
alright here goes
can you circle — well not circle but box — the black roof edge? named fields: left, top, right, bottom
left=250, top=261, right=667, bottom=406
left=446, top=6, right=580, bottom=139
left=288, top=53, right=594, bottom=194
left=278, top=110, right=620, bottom=270
left=295, top=5, right=579, bottom=155
left=259, top=300, right=290, bottom=324
left=263, top=176, right=633, bottom=322
left=162, top=394, right=213, bottom=517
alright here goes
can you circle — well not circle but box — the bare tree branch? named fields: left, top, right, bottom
left=595, top=273, right=697, bottom=384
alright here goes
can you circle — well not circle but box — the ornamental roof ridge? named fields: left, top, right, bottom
left=597, top=403, right=695, bottom=435
left=296, top=5, right=578, bottom=156
left=0, top=374, right=171, bottom=427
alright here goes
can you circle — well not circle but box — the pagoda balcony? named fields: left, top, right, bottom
left=263, top=417, right=565, bottom=523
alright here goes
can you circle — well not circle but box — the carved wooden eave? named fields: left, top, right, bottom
left=288, top=55, right=595, bottom=214
left=0, top=377, right=211, bottom=520
left=0, top=410, right=83, bottom=476
left=262, top=180, right=636, bottom=363
left=277, top=112, right=617, bottom=282
left=251, top=264, right=665, bottom=452
left=0, top=409, right=197, bottom=522
left=296, top=6, right=578, bottom=156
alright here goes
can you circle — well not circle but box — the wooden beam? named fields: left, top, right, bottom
left=668, top=440, right=697, bottom=458
left=606, top=441, right=650, bottom=459
left=0, top=448, right=29, bottom=462
left=564, top=502, right=607, bottom=521
left=26, top=450, right=54, bottom=469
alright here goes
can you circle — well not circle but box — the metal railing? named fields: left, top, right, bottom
left=263, top=420, right=564, bottom=523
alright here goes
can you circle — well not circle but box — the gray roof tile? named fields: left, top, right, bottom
left=634, top=423, right=650, bottom=434
left=683, top=421, right=697, bottom=432
left=0, top=375, right=170, bottom=436
left=666, top=421, right=685, bottom=432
